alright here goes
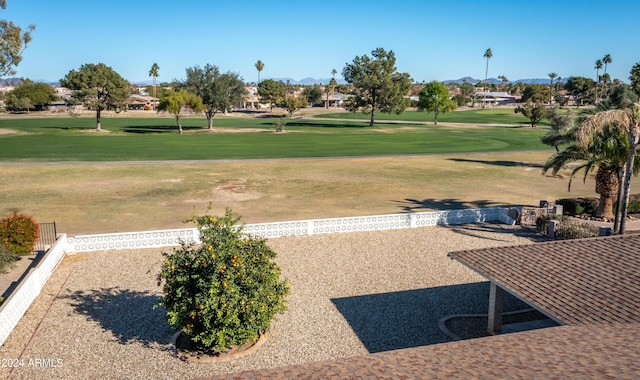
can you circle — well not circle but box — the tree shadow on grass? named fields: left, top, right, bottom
left=122, top=125, right=204, bottom=134
left=394, top=198, right=507, bottom=213
left=331, top=282, right=530, bottom=353
left=448, top=158, right=544, bottom=168
left=270, top=121, right=373, bottom=129
left=61, top=287, right=172, bottom=347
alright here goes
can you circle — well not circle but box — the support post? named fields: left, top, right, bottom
left=488, top=282, right=504, bottom=335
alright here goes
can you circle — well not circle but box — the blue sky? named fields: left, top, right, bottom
left=4, top=0, right=639, bottom=84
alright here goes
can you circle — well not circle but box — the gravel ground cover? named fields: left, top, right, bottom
left=0, top=224, right=543, bottom=379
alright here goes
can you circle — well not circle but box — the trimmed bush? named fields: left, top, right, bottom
left=536, top=214, right=599, bottom=240
left=156, top=208, right=289, bottom=352
left=0, top=213, right=40, bottom=256
left=555, top=198, right=597, bottom=216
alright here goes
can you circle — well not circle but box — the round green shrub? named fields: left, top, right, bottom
left=156, top=208, right=289, bottom=352
left=0, top=213, right=40, bottom=256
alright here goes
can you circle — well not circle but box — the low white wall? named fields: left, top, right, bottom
left=0, top=233, right=67, bottom=347
left=67, top=207, right=515, bottom=253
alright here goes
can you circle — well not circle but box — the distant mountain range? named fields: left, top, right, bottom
left=0, top=76, right=565, bottom=87
left=443, top=77, right=566, bottom=86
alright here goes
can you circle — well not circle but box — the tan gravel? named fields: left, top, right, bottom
left=0, top=224, right=543, bottom=379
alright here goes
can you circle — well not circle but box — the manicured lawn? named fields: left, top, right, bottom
left=0, top=115, right=548, bottom=161
left=319, top=108, right=544, bottom=125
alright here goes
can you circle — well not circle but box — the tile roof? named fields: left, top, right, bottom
left=206, top=323, right=640, bottom=379
left=448, top=233, right=640, bottom=325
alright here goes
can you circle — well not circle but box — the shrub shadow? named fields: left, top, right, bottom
left=61, top=287, right=172, bottom=347
left=331, top=282, right=529, bottom=353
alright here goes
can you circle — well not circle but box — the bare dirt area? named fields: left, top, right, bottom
left=0, top=128, right=16, bottom=135
left=0, top=151, right=625, bottom=236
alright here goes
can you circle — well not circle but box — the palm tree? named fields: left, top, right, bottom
left=255, top=60, right=264, bottom=85
left=255, top=60, right=264, bottom=109
left=576, top=104, right=640, bottom=233
left=601, top=54, right=613, bottom=98
left=483, top=48, right=493, bottom=108
left=149, top=63, right=159, bottom=109
left=497, top=75, right=509, bottom=92
left=544, top=124, right=629, bottom=221
left=595, top=59, right=603, bottom=101
left=548, top=72, right=557, bottom=105
left=326, top=68, right=337, bottom=109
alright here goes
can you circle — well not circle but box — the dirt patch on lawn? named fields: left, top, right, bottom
left=210, top=180, right=263, bottom=202
left=0, top=128, right=16, bottom=135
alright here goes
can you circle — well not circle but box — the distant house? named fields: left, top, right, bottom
left=474, top=91, right=520, bottom=106
left=127, top=94, right=157, bottom=111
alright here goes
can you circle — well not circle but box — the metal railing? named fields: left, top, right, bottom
left=34, top=222, right=57, bottom=253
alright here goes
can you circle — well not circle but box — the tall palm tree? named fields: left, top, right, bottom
left=255, top=60, right=264, bottom=109
left=255, top=60, right=264, bottom=85
left=577, top=104, right=640, bottom=233
left=544, top=124, right=629, bottom=221
left=602, top=54, right=612, bottom=96
left=149, top=63, right=159, bottom=109
left=548, top=72, right=557, bottom=105
left=595, top=59, right=603, bottom=101
left=331, top=68, right=337, bottom=93
left=483, top=48, right=493, bottom=109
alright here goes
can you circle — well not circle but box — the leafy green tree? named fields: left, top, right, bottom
left=629, top=62, right=640, bottom=97
left=279, top=95, right=307, bottom=117
left=302, top=85, right=323, bottom=106
left=258, top=79, right=285, bottom=112
left=565, top=76, right=596, bottom=106
left=521, top=84, right=548, bottom=103
left=541, top=107, right=573, bottom=151
left=482, top=48, right=493, bottom=108
left=0, top=1, right=35, bottom=77
left=598, top=84, right=638, bottom=111
left=60, top=63, right=130, bottom=131
left=183, top=64, right=247, bottom=129
left=157, top=89, right=204, bottom=134
left=5, top=79, right=57, bottom=111
left=417, top=81, right=456, bottom=124
left=515, top=99, right=546, bottom=127
left=342, top=47, right=412, bottom=126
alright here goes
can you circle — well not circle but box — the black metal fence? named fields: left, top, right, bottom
left=34, top=222, right=57, bottom=253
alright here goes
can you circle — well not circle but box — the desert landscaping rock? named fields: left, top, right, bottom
left=0, top=224, right=542, bottom=379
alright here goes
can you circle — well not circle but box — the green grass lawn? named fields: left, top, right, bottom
left=319, top=108, right=545, bottom=125
left=0, top=114, right=549, bottom=161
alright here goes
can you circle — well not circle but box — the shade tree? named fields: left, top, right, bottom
left=183, top=64, right=247, bottom=129
left=0, top=1, right=35, bottom=77
left=258, top=79, right=286, bottom=112
left=417, top=81, right=456, bottom=124
left=342, top=47, right=412, bottom=126
left=5, top=79, right=58, bottom=112
left=157, top=89, right=204, bottom=134
left=60, top=63, right=130, bottom=131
